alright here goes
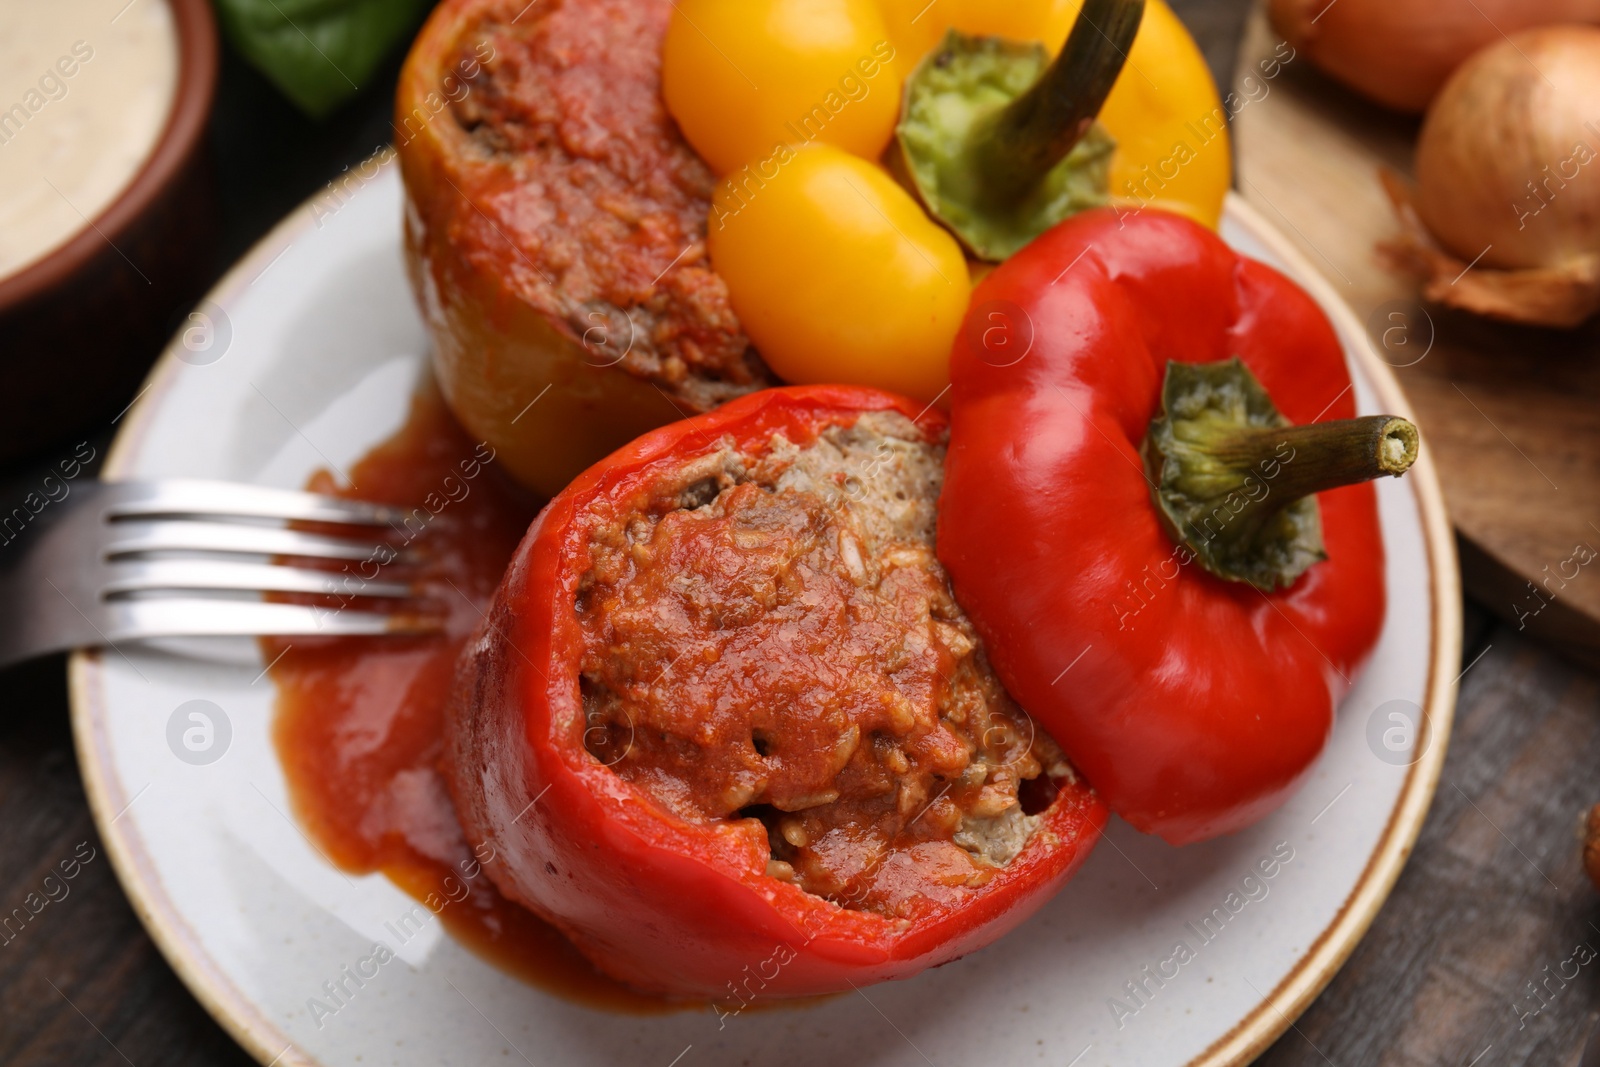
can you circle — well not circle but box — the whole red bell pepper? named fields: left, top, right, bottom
left=938, top=209, right=1418, bottom=845
left=446, top=385, right=1105, bottom=998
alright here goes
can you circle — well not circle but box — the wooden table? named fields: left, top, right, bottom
left=2, top=4, right=1596, bottom=1064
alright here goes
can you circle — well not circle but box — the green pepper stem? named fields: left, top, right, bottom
left=1149, top=416, right=1419, bottom=586
left=968, top=0, right=1145, bottom=204
left=1192, top=416, right=1419, bottom=514
left=1142, top=359, right=1420, bottom=590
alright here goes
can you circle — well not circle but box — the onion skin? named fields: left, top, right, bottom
left=1380, top=25, right=1600, bottom=328
left=1268, top=0, right=1600, bottom=113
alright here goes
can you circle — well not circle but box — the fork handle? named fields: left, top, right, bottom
left=0, top=482, right=113, bottom=670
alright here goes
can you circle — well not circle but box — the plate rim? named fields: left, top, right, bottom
left=67, top=150, right=366, bottom=1067
left=67, top=179, right=1462, bottom=1067
left=1186, top=194, right=1461, bottom=1066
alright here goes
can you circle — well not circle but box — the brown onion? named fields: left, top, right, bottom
left=1268, top=0, right=1600, bottom=113
left=1380, top=25, right=1600, bottom=328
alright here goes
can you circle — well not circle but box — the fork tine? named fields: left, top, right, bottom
left=104, top=599, right=443, bottom=640
left=103, top=559, right=415, bottom=598
left=104, top=479, right=405, bottom=526
left=104, top=521, right=414, bottom=563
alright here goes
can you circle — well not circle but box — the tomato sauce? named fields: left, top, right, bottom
left=263, top=381, right=674, bottom=1012
left=264, top=385, right=1058, bottom=1004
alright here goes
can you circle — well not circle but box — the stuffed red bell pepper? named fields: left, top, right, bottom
left=938, top=209, right=1418, bottom=846
left=446, top=385, right=1105, bottom=997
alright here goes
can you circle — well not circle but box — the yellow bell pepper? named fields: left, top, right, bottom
left=663, top=0, right=1229, bottom=402
left=879, top=0, right=1229, bottom=228
left=708, top=145, right=969, bottom=403
left=1094, top=0, right=1230, bottom=228
left=662, top=0, right=904, bottom=177
left=878, top=0, right=1079, bottom=60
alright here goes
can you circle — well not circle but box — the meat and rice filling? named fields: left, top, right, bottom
left=578, top=413, right=1072, bottom=919
left=443, top=0, right=771, bottom=408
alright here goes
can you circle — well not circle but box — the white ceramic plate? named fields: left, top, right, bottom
left=71, top=161, right=1461, bottom=1067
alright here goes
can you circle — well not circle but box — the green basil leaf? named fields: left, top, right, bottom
left=212, top=0, right=431, bottom=117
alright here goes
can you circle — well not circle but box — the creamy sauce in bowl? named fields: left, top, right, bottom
left=0, top=0, right=178, bottom=280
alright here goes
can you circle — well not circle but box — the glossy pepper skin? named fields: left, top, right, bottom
left=708, top=145, right=970, bottom=404
left=445, top=385, right=1106, bottom=997
left=937, top=210, right=1385, bottom=845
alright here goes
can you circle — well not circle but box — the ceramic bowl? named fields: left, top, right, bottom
left=0, top=0, right=218, bottom=463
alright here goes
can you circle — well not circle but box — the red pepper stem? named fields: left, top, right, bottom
left=968, top=0, right=1145, bottom=203
left=1196, top=416, right=1420, bottom=520
left=1145, top=357, right=1420, bottom=590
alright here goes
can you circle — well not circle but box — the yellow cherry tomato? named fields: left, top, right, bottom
left=708, top=144, right=970, bottom=403
left=662, top=0, right=904, bottom=177
left=882, top=0, right=1230, bottom=229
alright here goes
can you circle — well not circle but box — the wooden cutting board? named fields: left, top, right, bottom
left=1230, top=5, right=1600, bottom=668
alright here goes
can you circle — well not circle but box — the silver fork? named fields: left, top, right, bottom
left=0, top=479, right=442, bottom=669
